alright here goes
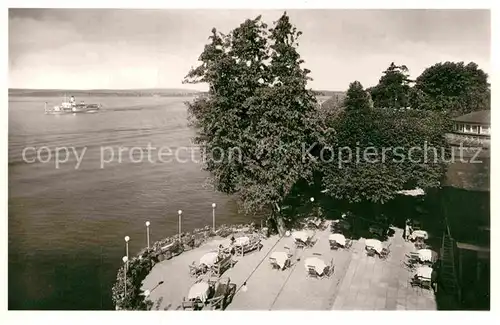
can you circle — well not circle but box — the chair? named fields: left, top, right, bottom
left=407, top=252, right=420, bottom=261
left=422, top=260, right=434, bottom=267
left=379, top=248, right=390, bottom=259
left=402, top=261, right=416, bottom=271
left=189, top=263, right=206, bottom=277
left=307, top=221, right=319, bottom=230
left=345, top=239, right=353, bottom=249
left=207, top=278, right=237, bottom=310
left=295, top=238, right=307, bottom=249
left=366, top=247, right=377, bottom=257
left=181, top=297, right=204, bottom=311
left=406, top=255, right=420, bottom=267
left=307, top=266, right=319, bottom=278
left=238, top=237, right=262, bottom=256
left=207, top=276, right=219, bottom=288
left=219, top=246, right=232, bottom=256
left=414, top=239, right=426, bottom=249
left=181, top=297, right=195, bottom=310
left=211, top=255, right=235, bottom=277
left=189, top=263, right=199, bottom=277
left=420, top=279, right=432, bottom=290
left=323, top=259, right=335, bottom=278
left=410, top=276, right=421, bottom=288
left=269, top=257, right=281, bottom=270
left=306, top=237, right=317, bottom=248
left=329, top=240, right=339, bottom=250
left=410, top=276, right=432, bottom=290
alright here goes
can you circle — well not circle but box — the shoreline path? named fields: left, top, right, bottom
left=142, top=222, right=436, bottom=310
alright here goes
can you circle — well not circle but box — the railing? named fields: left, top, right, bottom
left=440, top=231, right=461, bottom=307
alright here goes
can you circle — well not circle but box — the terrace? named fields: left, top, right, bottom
left=141, top=222, right=437, bottom=310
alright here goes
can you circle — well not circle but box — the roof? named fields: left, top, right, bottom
left=453, top=110, right=490, bottom=124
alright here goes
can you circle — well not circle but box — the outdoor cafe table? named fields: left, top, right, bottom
left=329, top=233, right=346, bottom=247
left=304, top=257, right=327, bottom=275
left=270, top=251, right=290, bottom=269
left=188, top=281, right=210, bottom=303
left=411, top=230, right=429, bottom=240
left=418, top=249, right=438, bottom=263
left=199, top=252, right=219, bottom=267
left=234, top=236, right=250, bottom=246
left=292, top=230, right=310, bottom=243
left=416, top=265, right=433, bottom=280
left=365, top=238, right=383, bottom=254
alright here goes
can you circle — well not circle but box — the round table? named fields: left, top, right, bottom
left=329, top=233, right=346, bottom=246
left=188, top=282, right=210, bottom=302
left=365, top=238, right=383, bottom=253
left=304, top=257, right=327, bottom=275
left=199, top=252, right=219, bottom=267
left=292, top=231, right=309, bottom=242
left=270, top=251, right=290, bottom=269
left=234, top=236, right=250, bottom=246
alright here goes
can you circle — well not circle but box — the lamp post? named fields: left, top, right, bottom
left=145, top=221, right=150, bottom=249
left=124, top=236, right=130, bottom=270
left=212, top=203, right=216, bottom=231
left=122, top=256, right=128, bottom=298
left=310, top=197, right=317, bottom=219
left=178, top=210, right=182, bottom=242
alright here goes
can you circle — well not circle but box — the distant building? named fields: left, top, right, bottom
left=445, top=110, right=490, bottom=191
left=451, top=110, right=490, bottom=139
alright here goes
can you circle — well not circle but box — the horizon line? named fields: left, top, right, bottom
left=9, top=87, right=345, bottom=92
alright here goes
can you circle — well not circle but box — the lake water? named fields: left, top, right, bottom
left=8, top=96, right=254, bottom=310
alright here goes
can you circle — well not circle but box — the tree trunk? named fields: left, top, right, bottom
left=272, top=203, right=286, bottom=236
left=272, top=212, right=286, bottom=236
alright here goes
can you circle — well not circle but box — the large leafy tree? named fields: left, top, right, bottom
left=322, top=81, right=395, bottom=204
left=410, top=61, right=490, bottom=116
left=368, top=62, right=412, bottom=109
left=184, top=13, right=324, bottom=233
left=321, top=81, right=447, bottom=211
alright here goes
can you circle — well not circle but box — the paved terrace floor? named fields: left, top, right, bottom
left=142, top=223, right=436, bottom=310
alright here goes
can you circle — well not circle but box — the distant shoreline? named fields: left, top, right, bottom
left=9, top=88, right=203, bottom=97
left=9, top=88, right=344, bottom=98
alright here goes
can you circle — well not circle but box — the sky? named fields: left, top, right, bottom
left=9, top=9, right=491, bottom=91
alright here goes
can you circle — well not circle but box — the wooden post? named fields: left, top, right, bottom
left=458, top=249, right=462, bottom=283
left=458, top=248, right=463, bottom=303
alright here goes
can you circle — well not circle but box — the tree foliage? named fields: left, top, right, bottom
left=409, top=61, right=490, bottom=116
left=321, top=81, right=448, bottom=206
left=184, top=13, right=325, bottom=232
left=183, top=13, right=467, bottom=228
left=368, top=62, right=412, bottom=109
